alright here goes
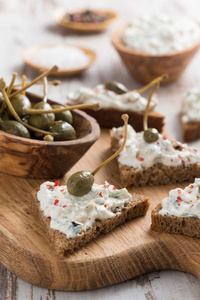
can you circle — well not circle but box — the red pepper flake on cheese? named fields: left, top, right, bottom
left=177, top=189, right=182, bottom=194
left=119, top=134, right=123, bottom=139
left=54, top=180, right=60, bottom=187
left=162, top=135, right=167, bottom=140
left=112, top=186, right=116, bottom=190
left=99, top=192, right=103, bottom=198
left=137, top=157, right=144, bottom=161
left=177, top=196, right=182, bottom=202
left=54, top=199, right=59, bottom=205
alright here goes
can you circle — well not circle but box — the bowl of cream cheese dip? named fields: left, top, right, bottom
left=111, top=13, right=200, bottom=83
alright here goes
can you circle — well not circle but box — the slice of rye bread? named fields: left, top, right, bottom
left=82, top=107, right=165, bottom=132
left=31, top=188, right=149, bottom=257
left=110, top=132, right=200, bottom=188
left=151, top=204, right=200, bottom=238
left=182, top=121, right=200, bottom=142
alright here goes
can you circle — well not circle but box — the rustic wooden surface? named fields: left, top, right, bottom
left=1, top=128, right=200, bottom=292
left=1, top=0, right=200, bottom=299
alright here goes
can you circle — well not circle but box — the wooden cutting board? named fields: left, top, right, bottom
left=0, top=129, right=199, bottom=291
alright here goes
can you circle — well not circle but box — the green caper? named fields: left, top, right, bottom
left=104, top=81, right=129, bottom=95
left=0, top=120, right=30, bottom=138
left=9, top=94, right=31, bottom=117
left=49, top=120, right=76, bottom=141
left=143, top=128, right=159, bottom=143
left=28, top=102, right=55, bottom=130
left=51, top=104, right=73, bottom=124
left=1, top=110, right=11, bottom=121
left=67, top=171, right=94, bottom=196
left=67, top=114, right=129, bottom=196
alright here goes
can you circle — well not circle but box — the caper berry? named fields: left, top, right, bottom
left=0, top=120, right=30, bottom=138
left=51, top=104, right=73, bottom=124
left=104, top=81, right=129, bottom=95
left=28, top=102, right=55, bottom=130
left=67, top=171, right=94, bottom=196
left=143, top=128, right=159, bottom=143
left=9, top=94, right=31, bottom=117
left=49, top=120, right=76, bottom=141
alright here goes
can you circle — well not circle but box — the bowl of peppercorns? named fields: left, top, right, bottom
left=53, top=8, right=117, bottom=32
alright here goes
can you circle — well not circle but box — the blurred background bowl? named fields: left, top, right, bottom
left=111, top=26, right=200, bottom=84
left=0, top=92, right=100, bottom=179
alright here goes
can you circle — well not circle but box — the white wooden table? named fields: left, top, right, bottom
left=0, top=0, right=200, bottom=299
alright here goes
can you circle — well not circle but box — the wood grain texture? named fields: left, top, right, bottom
left=0, top=129, right=199, bottom=291
left=1, top=0, right=200, bottom=298
left=0, top=92, right=100, bottom=178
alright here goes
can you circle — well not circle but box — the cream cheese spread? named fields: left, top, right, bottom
left=159, top=178, right=200, bottom=218
left=37, top=181, right=132, bottom=239
left=182, top=88, right=200, bottom=123
left=112, top=125, right=200, bottom=169
left=122, top=14, right=200, bottom=55
left=67, top=84, right=158, bottom=112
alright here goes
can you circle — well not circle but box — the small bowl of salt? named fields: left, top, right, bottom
left=23, top=43, right=96, bottom=76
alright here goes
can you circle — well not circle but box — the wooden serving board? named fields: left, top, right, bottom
left=0, top=129, right=200, bottom=291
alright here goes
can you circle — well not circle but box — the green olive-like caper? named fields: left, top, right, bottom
left=49, top=120, right=76, bottom=141
left=67, top=114, right=129, bottom=196
left=0, top=120, right=30, bottom=138
left=143, top=128, right=159, bottom=143
left=104, top=81, right=129, bottom=95
left=28, top=102, right=55, bottom=130
left=51, top=104, right=73, bottom=124
left=1, top=110, right=11, bottom=121
left=67, top=171, right=94, bottom=196
left=9, top=94, right=31, bottom=117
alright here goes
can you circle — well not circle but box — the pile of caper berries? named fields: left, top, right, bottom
left=0, top=66, right=100, bottom=141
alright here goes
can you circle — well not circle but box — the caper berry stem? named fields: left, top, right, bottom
left=21, top=75, right=27, bottom=96
left=136, top=74, right=168, bottom=94
left=0, top=78, right=56, bottom=136
left=23, top=102, right=101, bottom=114
left=143, top=83, right=159, bottom=131
left=0, top=72, right=17, bottom=117
left=92, top=114, right=128, bottom=176
left=43, top=77, right=48, bottom=103
left=11, top=79, right=61, bottom=88
left=9, top=65, right=58, bottom=99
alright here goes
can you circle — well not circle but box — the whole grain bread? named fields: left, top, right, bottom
left=31, top=188, right=149, bottom=257
left=111, top=131, right=200, bottom=188
left=182, top=122, right=200, bottom=142
left=82, top=107, right=165, bottom=132
left=151, top=204, right=200, bottom=238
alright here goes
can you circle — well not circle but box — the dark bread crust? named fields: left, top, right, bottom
left=151, top=204, right=200, bottom=238
left=118, top=163, right=200, bottom=187
left=83, top=107, right=165, bottom=132
left=183, top=122, right=200, bottom=142
left=111, top=131, right=200, bottom=187
left=31, top=188, right=149, bottom=257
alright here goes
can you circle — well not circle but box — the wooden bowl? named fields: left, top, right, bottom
left=23, top=44, right=96, bottom=76
left=111, top=26, right=200, bottom=84
left=53, top=8, right=117, bottom=32
left=0, top=92, right=100, bottom=179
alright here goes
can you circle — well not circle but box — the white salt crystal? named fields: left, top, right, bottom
left=31, top=44, right=90, bottom=70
